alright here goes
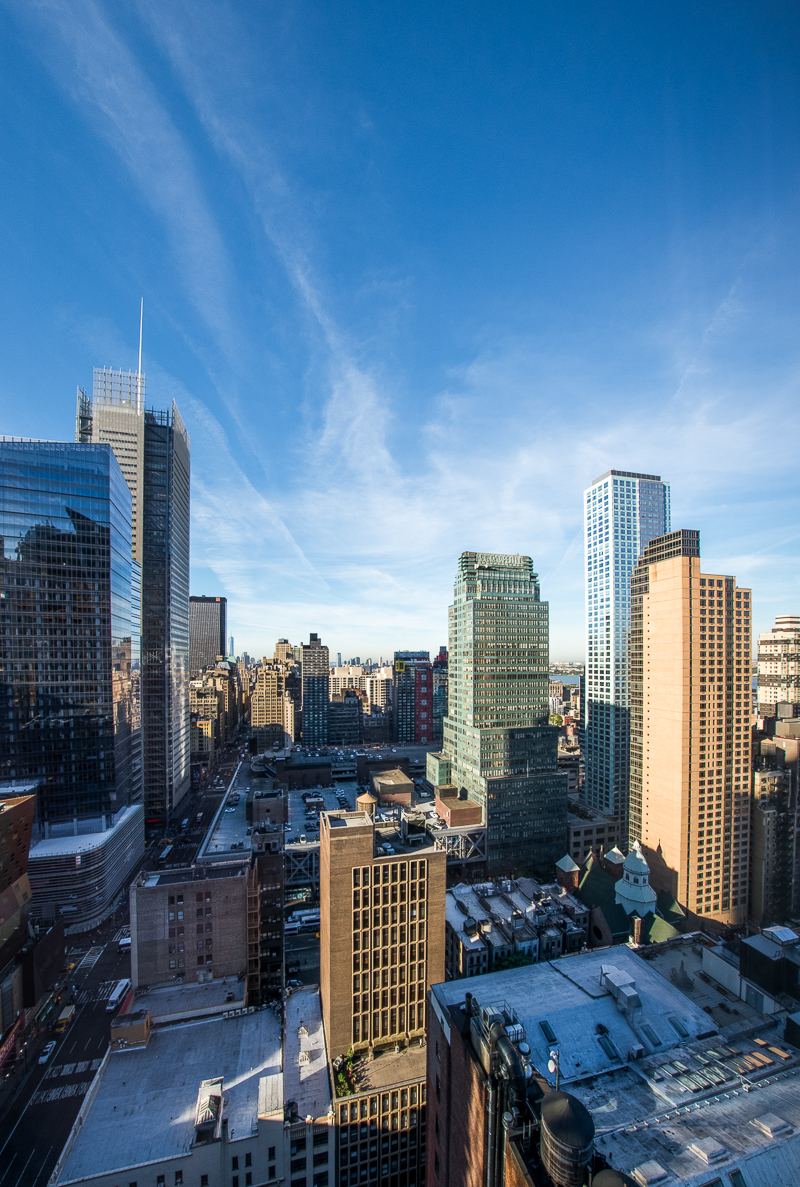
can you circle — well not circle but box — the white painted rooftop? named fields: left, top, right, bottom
left=56, top=1008, right=282, bottom=1184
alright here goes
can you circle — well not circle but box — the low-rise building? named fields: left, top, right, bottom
left=130, top=863, right=253, bottom=990
left=444, top=878, right=587, bottom=980
left=52, top=986, right=333, bottom=1187
left=371, top=768, right=414, bottom=807
left=566, top=794, right=620, bottom=863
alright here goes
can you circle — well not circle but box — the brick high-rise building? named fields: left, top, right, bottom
left=629, top=529, right=752, bottom=926
left=393, top=652, right=433, bottom=744
left=321, top=809, right=445, bottom=1187
left=320, top=809, right=445, bottom=1058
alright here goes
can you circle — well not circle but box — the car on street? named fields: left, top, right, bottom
left=38, top=1041, right=56, bottom=1065
left=287, top=978, right=304, bottom=988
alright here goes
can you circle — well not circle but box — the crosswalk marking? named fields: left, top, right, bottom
left=77, top=978, right=117, bottom=1005
left=113, top=926, right=131, bottom=942
left=76, top=946, right=105, bottom=972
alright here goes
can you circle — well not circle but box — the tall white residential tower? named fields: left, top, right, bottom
left=583, top=469, right=670, bottom=838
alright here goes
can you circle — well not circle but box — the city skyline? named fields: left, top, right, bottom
left=0, top=4, right=798, bottom=657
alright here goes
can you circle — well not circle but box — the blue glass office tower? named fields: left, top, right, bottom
left=78, top=371, right=191, bottom=832
left=0, top=441, right=144, bottom=928
left=583, top=470, right=670, bottom=838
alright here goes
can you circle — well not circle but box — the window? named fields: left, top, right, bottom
left=201, top=1179, right=209, bottom=1187
left=269, top=1148, right=276, bottom=1161
left=233, top=1178, right=239, bottom=1187
left=246, top=1176, right=253, bottom=1186
left=729, top=1172, right=747, bottom=1187
left=233, top=1158, right=239, bottom=1170
left=245, top=1154, right=252, bottom=1167
left=175, top=1174, right=183, bottom=1186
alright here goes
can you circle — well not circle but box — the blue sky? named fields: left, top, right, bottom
left=1, top=1, right=799, bottom=660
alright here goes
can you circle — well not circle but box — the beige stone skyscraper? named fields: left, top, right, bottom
left=757, top=615, right=800, bottom=716
left=320, top=810, right=445, bottom=1059
left=629, top=530, right=752, bottom=926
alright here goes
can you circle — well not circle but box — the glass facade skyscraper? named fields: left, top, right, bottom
left=0, top=440, right=144, bottom=927
left=189, top=596, right=227, bottom=676
left=78, top=370, right=191, bottom=831
left=583, top=469, right=670, bottom=836
left=442, top=552, right=567, bottom=876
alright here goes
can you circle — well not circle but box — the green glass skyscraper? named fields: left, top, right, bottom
left=441, top=551, right=567, bottom=875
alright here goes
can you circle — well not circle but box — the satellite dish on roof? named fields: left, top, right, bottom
left=548, top=1059, right=556, bottom=1074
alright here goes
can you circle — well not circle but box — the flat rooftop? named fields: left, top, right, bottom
left=56, top=1009, right=283, bottom=1184
left=641, top=935, right=764, bottom=1030
left=349, top=1041, right=428, bottom=1092
left=132, top=978, right=245, bottom=1020
left=373, top=769, right=413, bottom=786
left=594, top=1061, right=800, bottom=1185
left=198, top=769, right=251, bottom=860
left=432, top=947, right=716, bottom=1088
left=136, top=863, right=249, bottom=887
left=27, top=804, right=142, bottom=857
left=328, top=811, right=373, bottom=830
left=283, top=987, right=332, bottom=1121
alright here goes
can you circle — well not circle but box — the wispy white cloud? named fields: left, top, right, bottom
left=8, top=0, right=799, bottom=659
left=10, top=0, right=240, bottom=369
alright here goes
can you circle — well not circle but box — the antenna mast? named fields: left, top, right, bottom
left=136, top=298, right=143, bottom=413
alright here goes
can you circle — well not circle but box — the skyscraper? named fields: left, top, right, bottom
left=301, top=632, right=329, bottom=744
left=393, top=651, right=433, bottom=744
left=431, top=646, right=448, bottom=743
left=757, top=615, right=800, bottom=717
left=441, top=552, right=567, bottom=876
left=78, top=367, right=191, bottom=830
left=0, top=440, right=144, bottom=927
left=583, top=469, right=670, bottom=836
left=629, top=529, right=752, bottom=925
left=189, top=595, right=227, bottom=675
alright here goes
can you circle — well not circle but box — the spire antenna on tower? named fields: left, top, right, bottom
left=136, top=298, right=143, bottom=413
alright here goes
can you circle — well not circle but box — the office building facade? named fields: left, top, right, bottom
left=583, top=470, right=670, bottom=836
left=441, top=552, right=567, bottom=876
left=301, top=632, right=329, bottom=745
left=78, top=369, right=191, bottom=830
left=393, top=652, right=433, bottom=744
left=757, top=615, right=800, bottom=717
left=0, top=440, right=144, bottom=927
left=320, top=809, right=446, bottom=1058
left=189, top=595, right=227, bottom=675
left=629, top=529, right=752, bottom=925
